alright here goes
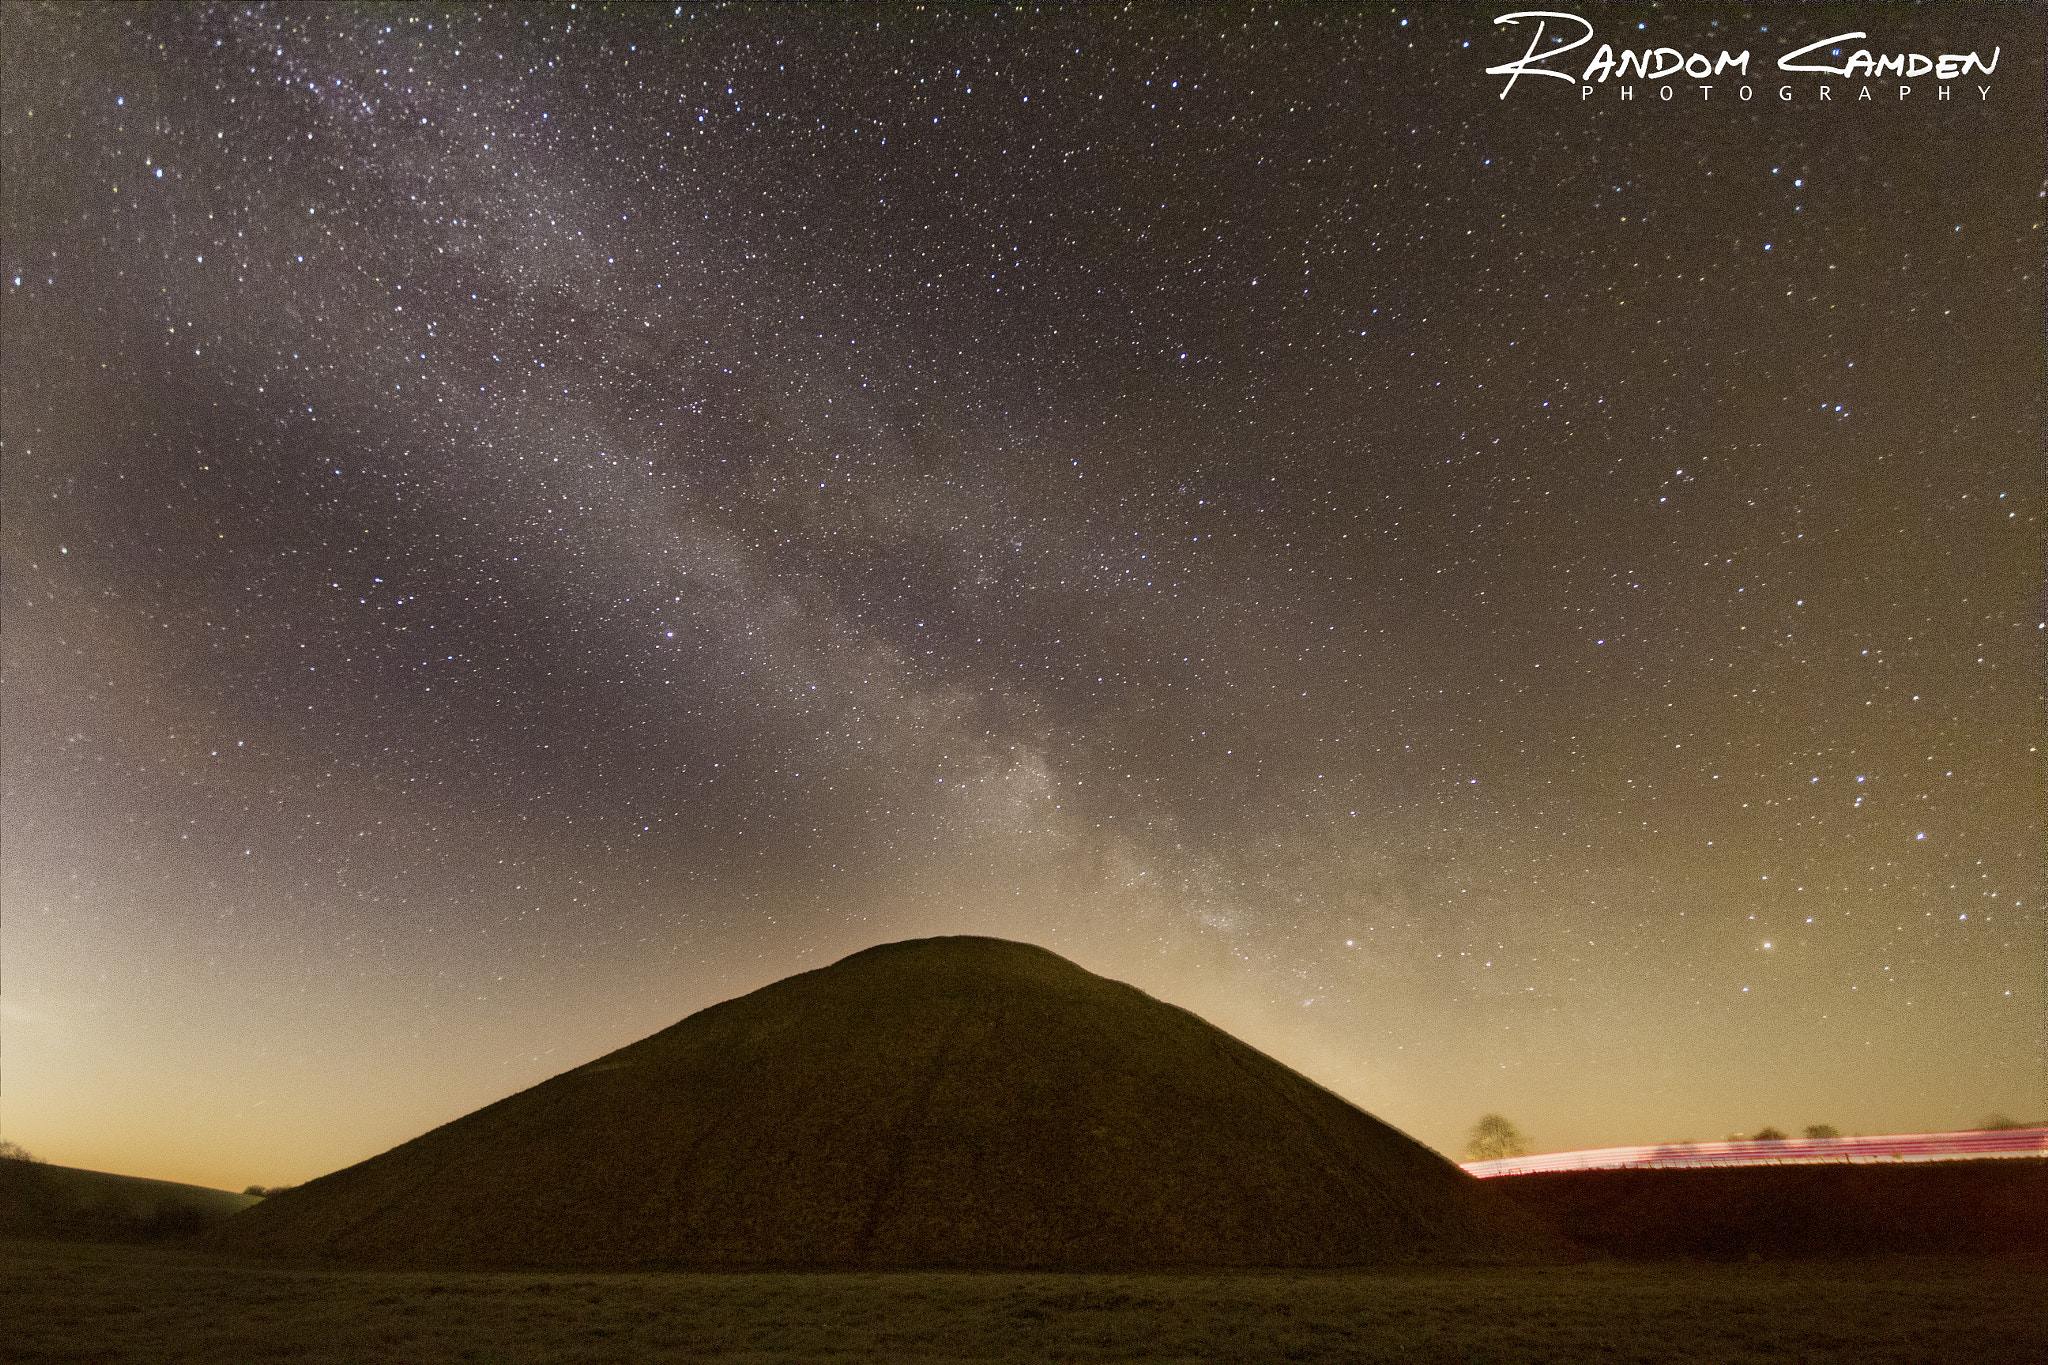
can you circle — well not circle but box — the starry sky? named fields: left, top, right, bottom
left=3, top=3, right=2041, bottom=1192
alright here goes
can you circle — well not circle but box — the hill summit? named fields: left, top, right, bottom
left=206, top=936, right=1552, bottom=1268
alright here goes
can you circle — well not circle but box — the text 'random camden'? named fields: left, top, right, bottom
left=1487, top=13, right=2000, bottom=101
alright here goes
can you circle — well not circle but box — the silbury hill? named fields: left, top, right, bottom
left=204, top=936, right=1554, bottom=1269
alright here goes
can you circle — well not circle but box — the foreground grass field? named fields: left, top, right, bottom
left=5, top=1238, right=2043, bottom=1363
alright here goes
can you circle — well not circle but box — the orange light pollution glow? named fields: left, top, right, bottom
left=2, top=3, right=2041, bottom=1193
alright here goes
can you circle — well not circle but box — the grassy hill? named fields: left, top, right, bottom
left=0, top=1158, right=260, bottom=1244
left=204, top=935, right=1556, bottom=1269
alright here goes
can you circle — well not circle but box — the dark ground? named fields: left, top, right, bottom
left=6, top=1157, right=2046, bottom=1360
left=5, top=1237, right=2044, bottom=1364
left=1491, top=1159, right=2048, bottom=1261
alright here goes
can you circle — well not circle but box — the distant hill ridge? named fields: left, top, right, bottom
left=204, top=935, right=1554, bottom=1269
left=0, top=1159, right=259, bottom=1243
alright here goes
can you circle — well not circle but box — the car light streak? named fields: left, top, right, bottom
left=1461, top=1127, right=2048, bottom=1177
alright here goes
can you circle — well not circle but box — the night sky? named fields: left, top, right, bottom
left=3, top=3, right=2041, bottom=1193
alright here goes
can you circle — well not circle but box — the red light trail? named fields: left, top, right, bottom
left=1461, top=1128, right=2047, bottom=1178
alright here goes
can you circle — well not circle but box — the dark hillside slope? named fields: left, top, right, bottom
left=0, top=1159, right=259, bottom=1243
left=205, top=936, right=1552, bottom=1269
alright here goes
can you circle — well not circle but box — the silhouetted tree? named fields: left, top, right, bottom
left=1464, top=1113, right=1529, bottom=1161
left=1752, top=1127, right=1787, bottom=1141
left=1802, top=1124, right=1839, bottom=1140
left=0, top=1139, right=42, bottom=1163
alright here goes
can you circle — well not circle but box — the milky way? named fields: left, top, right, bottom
left=3, top=4, right=2040, bottom=1189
